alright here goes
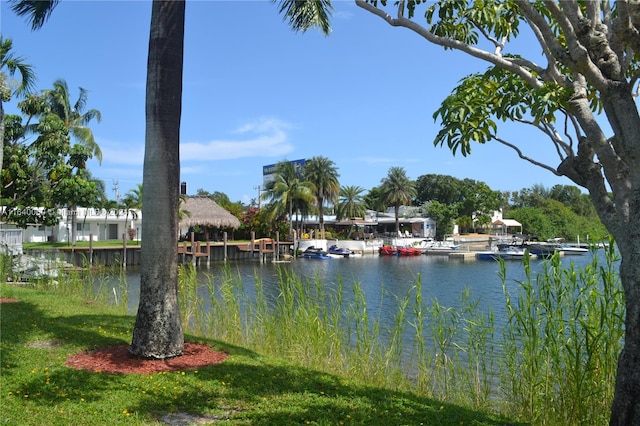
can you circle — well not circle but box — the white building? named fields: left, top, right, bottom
left=1, top=207, right=142, bottom=243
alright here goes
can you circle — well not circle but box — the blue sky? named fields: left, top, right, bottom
left=2, top=0, right=578, bottom=205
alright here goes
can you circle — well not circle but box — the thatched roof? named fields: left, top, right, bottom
left=179, top=197, right=241, bottom=229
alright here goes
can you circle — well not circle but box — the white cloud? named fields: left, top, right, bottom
left=181, top=117, right=294, bottom=161
left=97, top=138, right=145, bottom=166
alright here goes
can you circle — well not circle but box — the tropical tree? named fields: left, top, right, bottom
left=304, top=156, right=340, bottom=237
left=379, top=166, right=416, bottom=235
left=127, top=0, right=187, bottom=359
left=336, top=185, right=367, bottom=220
left=121, top=183, right=142, bottom=240
left=415, top=174, right=505, bottom=230
left=414, top=174, right=464, bottom=206
left=425, top=200, right=457, bottom=241
left=1, top=36, right=36, bottom=185
left=1, top=95, right=100, bottom=238
left=356, top=1, right=639, bottom=422
left=43, top=79, right=102, bottom=163
left=336, top=185, right=367, bottom=238
left=509, top=184, right=551, bottom=209
left=455, top=179, right=505, bottom=230
left=363, top=185, right=386, bottom=213
left=262, top=160, right=316, bottom=236
left=548, top=184, right=598, bottom=218
left=36, top=78, right=102, bottom=244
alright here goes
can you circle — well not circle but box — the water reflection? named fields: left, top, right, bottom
left=123, top=251, right=604, bottom=331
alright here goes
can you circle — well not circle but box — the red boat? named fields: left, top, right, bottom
left=378, top=245, right=398, bottom=256
left=397, top=246, right=422, bottom=256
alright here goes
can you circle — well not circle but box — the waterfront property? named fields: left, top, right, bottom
left=2, top=207, right=142, bottom=243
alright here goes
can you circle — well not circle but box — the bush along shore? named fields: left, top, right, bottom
left=1, top=242, right=622, bottom=425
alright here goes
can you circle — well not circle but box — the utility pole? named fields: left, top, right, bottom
left=112, top=180, right=120, bottom=201
left=254, top=185, right=261, bottom=208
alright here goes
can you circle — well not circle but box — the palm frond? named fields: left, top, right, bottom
left=274, top=0, right=333, bottom=35
left=9, top=0, right=60, bottom=31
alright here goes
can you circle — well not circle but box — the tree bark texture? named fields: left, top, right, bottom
left=130, top=0, right=185, bottom=359
left=610, top=231, right=640, bottom=425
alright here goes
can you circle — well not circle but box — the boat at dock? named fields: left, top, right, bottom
left=417, top=238, right=461, bottom=254
left=378, top=245, right=398, bottom=256
left=546, top=238, right=588, bottom=255
left=396, top=246, right=423, bottom=256
left=524, top=243, right=561, bottom=258
left=327, top=245, right=356, bottom=258
left=476, top=245, right=536, bottom=261
left=299, top=246, right=332, bottom=259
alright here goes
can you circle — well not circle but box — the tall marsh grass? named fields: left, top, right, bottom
left=500, top=242, right=623, bottom=425
left=176, top=244, right=623, bottom=425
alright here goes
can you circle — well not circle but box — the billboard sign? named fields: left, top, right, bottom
left=262, top=159, right=306, bottom=186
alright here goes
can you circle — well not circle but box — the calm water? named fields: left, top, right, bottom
left=121, top=251, right=607, bottom=332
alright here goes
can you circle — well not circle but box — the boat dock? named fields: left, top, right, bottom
left=448, top=252, right=477, bottom=260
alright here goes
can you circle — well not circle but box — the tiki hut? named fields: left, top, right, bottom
left=179, top=197, right=241, bottom=241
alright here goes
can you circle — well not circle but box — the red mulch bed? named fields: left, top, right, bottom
left=66, top=343, right=228, bottom=374
left=1, top=297, right=226, bottom=374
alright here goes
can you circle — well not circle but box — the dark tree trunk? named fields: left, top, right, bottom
left=610, top=230, right=640, bottom=425
left=0, top=100, right=5, bottom=187
left=130, top=0, right=185, bottom=359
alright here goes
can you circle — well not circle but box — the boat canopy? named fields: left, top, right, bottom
left=492, top=219, right=523, bottom=234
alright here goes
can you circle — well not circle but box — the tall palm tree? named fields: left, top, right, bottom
left=10, top=0, right=333, bottom=359
left=380, top=166, right=417, bottom=235
left=336, top=185, right=367, bottom=239
left=262, top=160, right=316, bottom=237
left=43, top=78, right=103, bottom=163
left=336, top=185, right=366, bottom=220
left=121, top=184, right=142, bottom=240
left=304, top=156, right=339, bottom=237
left=1, top=36, right=37, bottom=184
left=130, top=0, right=186, bottom=359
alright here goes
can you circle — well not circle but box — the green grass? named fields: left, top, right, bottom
left=23, top=240, right=136, bottom=249
left=22, top=240, right=254, bottom=250
left=1, top=284, right=519, bottom=426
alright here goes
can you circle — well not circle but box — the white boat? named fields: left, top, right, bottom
left=547, top=238, right=588, bottom=255
left=477, top=245, right=536, bottom=261
left=556, top=244, right=589, bottom=255
left=418, top=238, right=460, bottom=254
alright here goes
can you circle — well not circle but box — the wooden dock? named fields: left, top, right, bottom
left=237, top=237, right=279, bottom=262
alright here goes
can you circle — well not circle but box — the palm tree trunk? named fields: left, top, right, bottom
left=130, top=0, right=185, bottom=359
left=1, top=100, right=5, bottom=187
left=70, top=206, right=77, bottom=245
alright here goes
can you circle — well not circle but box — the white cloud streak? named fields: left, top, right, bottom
left=181, top=117, right=294, bottom=161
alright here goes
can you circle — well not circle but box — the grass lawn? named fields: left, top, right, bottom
left=22, top=240, right=252, bottom=250
left=0, top=283, right=520, bottom=426
left=23, top=240, right=138, bottom=249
